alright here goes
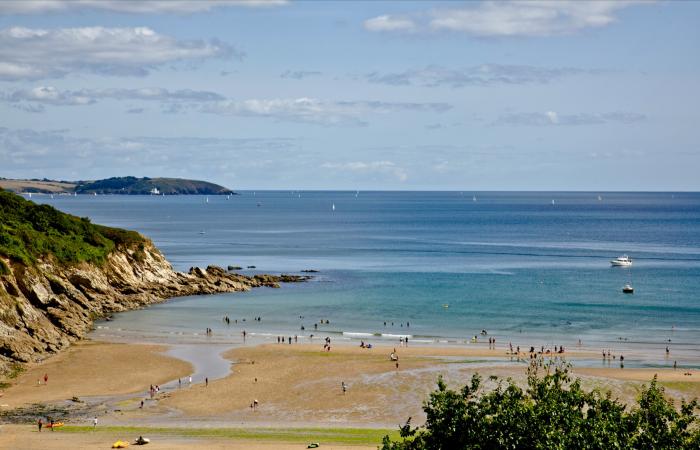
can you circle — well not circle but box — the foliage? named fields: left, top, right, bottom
left=381, top=361, right=700, bottom=450
left=75, top=176, right=232, bottom=195
left=0, top=189, right=144, bottom=266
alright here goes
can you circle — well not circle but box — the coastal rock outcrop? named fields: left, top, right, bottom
left=0, top=242, right=307, bottom=373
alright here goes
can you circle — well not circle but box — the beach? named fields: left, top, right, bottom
left=2, top=338, right=698, bottom=448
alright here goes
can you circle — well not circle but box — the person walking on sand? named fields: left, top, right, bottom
left=341, top=381, right=347, bottom=395
left=37, top=418, right=43, bottom=432
left=189, top=375, right=193, bottom=384
left=93, top=416, right=98, bottom=429
left=205, top=377, right=209, bottom=387
left=43, top=373, right=48, bottom=385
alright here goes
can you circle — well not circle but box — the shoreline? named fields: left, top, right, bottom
left=4, top=340, right=697, bottom=420
left=1, top=339, right=698, bottom=448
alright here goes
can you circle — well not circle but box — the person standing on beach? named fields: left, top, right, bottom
left=43, top=373, right=48, bottom=385
left=205, top=377, right=209, bottom=387
left=189, top=375, right=193, bottom=384
left=93, top=416, right=98, bottom=429
left=341, top=381, right=347, bottom=395
left=37, top=418, right=42, bottom=432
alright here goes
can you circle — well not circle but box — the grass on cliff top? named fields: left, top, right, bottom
left=0, top=189, right=145, bottom=266
left=61, top=425, right=397, bottom=444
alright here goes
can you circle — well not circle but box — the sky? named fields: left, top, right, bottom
left=0, top=0, right=698, bottom=191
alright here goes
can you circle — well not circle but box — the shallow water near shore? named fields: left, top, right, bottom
left=33, top=191, right=700, bottom=371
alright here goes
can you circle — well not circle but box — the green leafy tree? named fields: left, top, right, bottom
left=381, top=360, right=700, bottom=450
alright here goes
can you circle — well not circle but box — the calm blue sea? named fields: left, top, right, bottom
left=34, top=191, right=700, bottom=368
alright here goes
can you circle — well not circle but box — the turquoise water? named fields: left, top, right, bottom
left=34, top=191, right=700, bottom=368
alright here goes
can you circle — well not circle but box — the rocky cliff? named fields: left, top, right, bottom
left=0, top=241, right=305, bottom=374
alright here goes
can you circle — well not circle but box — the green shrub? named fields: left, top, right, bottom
left=381, top=361, right=700, bottom=450
left=0, top=190, right=145, bottom=266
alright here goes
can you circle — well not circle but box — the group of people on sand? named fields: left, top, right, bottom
left=359, top=340, right=373, bottom=349
left=601, top=349, right=625, bottom=367
left=277, top=335, right=298, bottom=344
left=323, top=337, right=332, bottom=351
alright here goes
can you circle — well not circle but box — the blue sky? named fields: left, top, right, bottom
left=0, top=0, right=698, bottom=190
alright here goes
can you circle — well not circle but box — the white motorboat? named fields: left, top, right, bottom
left=611, top=255, right=632, bottom=267
left=622, top=284, right=634, bottom=294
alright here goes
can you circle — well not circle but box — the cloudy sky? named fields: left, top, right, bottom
left=0, top=0, right=698, bottom=190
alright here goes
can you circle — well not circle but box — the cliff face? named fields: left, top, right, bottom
left=0, top=240, right=301, bottom=373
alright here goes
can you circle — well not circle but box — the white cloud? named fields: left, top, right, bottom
left=0, top=26, right=236, bottom=80
left=0, top=1, right=287, bottom=15
left=2, top=86, right=225, bottom=110
left=365, top=64, right=597, bottom=87
left=0, top=127, right=299, bottom=179
left=321, top=161, right=408, bottom=182
left=545, top=111, right=559, bottom=124
left=280, top=70, right=322, bottom=79
left=364, top=15, right=416, bottom=32
left=494, top=111, right=647, bottom=126
left=365, top=1, right=650, bottom=37
left=2, top=88, right=451, bottom=126
left=201, top=97, right=451, bottom=125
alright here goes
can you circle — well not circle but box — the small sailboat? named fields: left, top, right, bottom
left=598, top=195, right=602, bottom=201
left=332, top=203, right=336, bottom=211
left=473, top=195, right=477, bottom=202
left=28, top=192, right=32, bottom=198
left=551, top=199, right=555, bottom=206
left=205, top=196, right=209, bottom=203
left=50, top=194, right=54, bottom=199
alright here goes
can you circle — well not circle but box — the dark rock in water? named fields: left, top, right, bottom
left=247, top=265, right=256, bottom=269
left=228, top=265, right=243, bottom=271
left=301, top=269, right=319, bottom=273
left=252, top=274, right=310, bottom=288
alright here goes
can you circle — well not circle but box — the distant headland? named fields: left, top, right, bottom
left=0, top=176, right=234, bottom=195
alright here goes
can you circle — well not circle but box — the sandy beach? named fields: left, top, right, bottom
left=0, top=341, right=192, bottom=408
left=1, top=340, right=698, bottom=449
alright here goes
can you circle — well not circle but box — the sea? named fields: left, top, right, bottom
left=32, top=191, right=700, bottom=373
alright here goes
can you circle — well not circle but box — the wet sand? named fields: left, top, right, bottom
left=2, top=341, right=698, bottom=449
left=0, top=341, right=192, bottom=408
